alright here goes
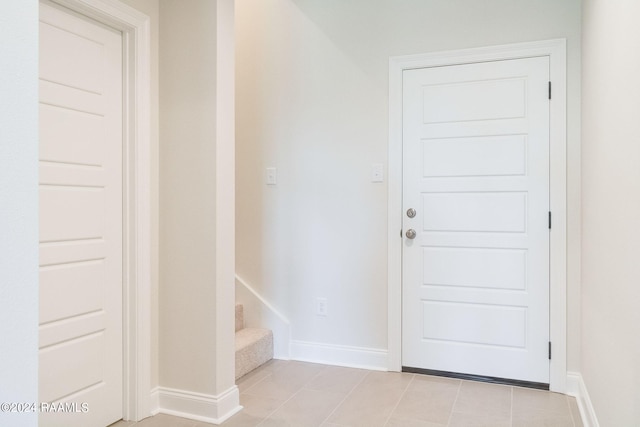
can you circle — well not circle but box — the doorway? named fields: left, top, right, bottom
left=387, top=39, right=568, bottom=392
left=39, top=3, right=123, bottom=425
left=401, top=57, right=550, bottom=385
left=38, top=0, right=152, bottom=422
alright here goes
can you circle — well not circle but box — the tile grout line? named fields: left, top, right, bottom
left=238, top=373, right=269, bottom=396
left=444, top=379, right=463, bottom=427
left=317, top=368, right=372, bottom=426
left=238, top=363, right=280, bottom=396
left=239, top=359, right=294, bottom=396
left=256, top=362, right=329, bottom=427
left=381, top=373, right=415, bottom=427
left=300, top=363, right=334, bottom=394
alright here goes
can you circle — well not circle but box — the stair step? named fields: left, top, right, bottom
left=235, top=327, right=273, bottom=380
left=235, top=304, right=244, bottom=332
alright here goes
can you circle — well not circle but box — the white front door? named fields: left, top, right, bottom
left=39, top=2, right=124, bottom=426
left=401, top=57, right=550, bottom=384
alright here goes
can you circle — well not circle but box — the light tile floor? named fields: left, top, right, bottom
left=111, top=360, right=584, bottom=427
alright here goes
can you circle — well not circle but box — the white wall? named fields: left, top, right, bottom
left=159, top=0, right=220, bottom=394
left=213, top=0, right=237, bottom=395
left=581, top=1, right=640, bottom=425
left=159, top=0, right=237, bottom=415
left=0, top=1, right=39, bottom=426
left=236, top=0, right=582, bottom=369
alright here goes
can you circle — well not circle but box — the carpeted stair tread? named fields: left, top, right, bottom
left=235, top=303, right=244, bottom=332
left=235, top=327, right=273, bottom=379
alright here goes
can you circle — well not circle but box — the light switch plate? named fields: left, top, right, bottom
left=316, top=298, right=327, bottom=316
left=371, top=163, right=384, bottom=182
left=266, top=167, right=277, bottom=185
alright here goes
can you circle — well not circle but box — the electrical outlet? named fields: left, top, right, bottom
left=316, top=298, right=327, bottom=316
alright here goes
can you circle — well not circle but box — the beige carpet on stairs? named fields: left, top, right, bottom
left=235, top=303, right=273, bottom=379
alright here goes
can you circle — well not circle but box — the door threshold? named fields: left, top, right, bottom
left=402, top=366, right=549, bottom=391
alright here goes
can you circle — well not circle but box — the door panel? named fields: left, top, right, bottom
left=422, top=135, right=527, bottom=178
left=39, top=3, right=123, bottom=426
left=422, top=77, right=526, bottom=123
left=422, top=247, right=527, bottom=290
left=421, top=301, right=527, bottom=348
left=402, top=57, right=550, bottom=383
left=422, top=191, right=527, bottom=233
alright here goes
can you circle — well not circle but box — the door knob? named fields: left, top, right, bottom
left=406, top=208, right=416, bottom=218
left=405, top=229, right=417, bottom=239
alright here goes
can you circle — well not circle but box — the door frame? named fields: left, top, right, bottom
left=387, top=39, right=567, bottom=392
left=43, top=0, right=152, bottom=420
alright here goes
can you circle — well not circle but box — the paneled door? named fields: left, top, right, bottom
left=39, top=2, right=124, bottom=425
left=402, top=57, right=550, bottom=384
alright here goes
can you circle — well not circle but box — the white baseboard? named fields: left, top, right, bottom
left=290, top=340, right=388, bottom=371
left=153, top=385, right=242, bottom=425
left=150, top=387, right=160, bottom=416
left=567, top=372, right=600, bottom=427
left=235, top=275, right=291, bottom=359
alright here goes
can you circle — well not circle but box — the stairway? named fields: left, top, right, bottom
left=235, top=304, right=273, bottom=379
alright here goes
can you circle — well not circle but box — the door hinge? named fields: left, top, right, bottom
left=549, top=342, right=552, bottom=360
left=548, top=211, right=552, bottom=229
left=400, top=229, right=403, bottom=238
left=548, top=81, right=552, bottom=100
